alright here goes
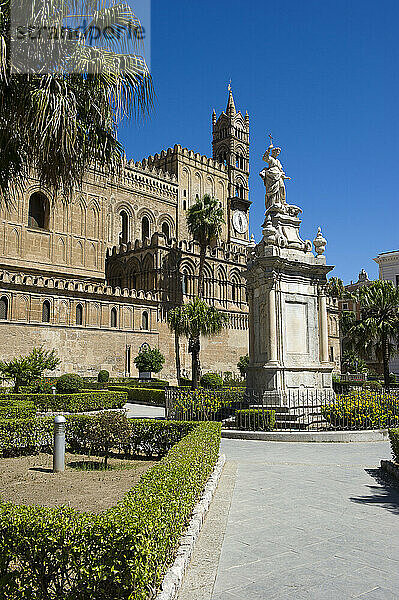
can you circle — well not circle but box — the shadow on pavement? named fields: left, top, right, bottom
left=349, top=468, right=399, bottom=515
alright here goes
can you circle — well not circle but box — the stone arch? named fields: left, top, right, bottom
left=193, top=171, right=202, bottom=201
left=205, top=176, right=215, bottom=197
left=8, top=228, right=20, bottom=257
left=180, top=259, right=196, bottom=296
left=157, top=214, right=175, bottom=239
left=181, top=167, right=191, bottom=210
left=203, top=263, right=214, bottom=300
left=87, top=203, right=99, bottom=238
left=74, top=240, right=84, bottom=265
left=0, top=295, right=9, bottom=320
left=88, top=243, right=97, bottom=268
left=142, top=253, right=155, bottom=290
left=126, top=257, right=141, bottom=290
left=42, top=299, right=51, bottom=323
left=216, top=266, right=227, bottom=304
left=57, top=237, right=66, bottom=263
left=17, top=295, right=29, bottom=321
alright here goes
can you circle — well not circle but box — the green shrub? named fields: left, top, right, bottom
left=237, top=354, right=249, bottom=378
left=389, top=428, right=399, bottom=463
left=0, top=414, right=198, bottom=459
left=200, top=372, right=223, bottom=389
left=322, top=390, right=399, bottom=430
left=133, top=347, right=165, bottom=374
left=0, top=422, right=221, bottom=599
left=98, top=370, right=110, bottom=383
left=56, top=373, right=84, bottom=394
left=0, top=391, right=127, bottom=413
left=236, top=409, right=275, bottom=431
left=0, top=399, right=36, bottom=420
left=362, top=380, right=383, bottom=390
left=125, top=387, right=165, bottom=406
left=180, top=377, right=192, bottom=387
left=169, top=388, right=246, bottom=421
left=0, top=417, right=53, bottom=456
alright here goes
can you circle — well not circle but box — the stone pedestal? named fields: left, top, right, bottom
left=245, top=203, right=334, bottom=404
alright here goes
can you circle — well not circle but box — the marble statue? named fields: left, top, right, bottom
left=260, top=135, right=291, bottom=210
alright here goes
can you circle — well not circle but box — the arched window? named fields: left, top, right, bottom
left=42, top=300, right=50, bottom=323
left=232, top=283, right=236, bottom=302
left=0, top=296, right=8, bottom=320
left=28, top=192, right=49, bottom=230
left=120, top=211, right=129, bottom=244
left=142, top=216, right=150, bottom=241
left=182, top=270, right=188, bottom=296
left=76, top=303, right=83, bottom=326
left=110, top=307, right=117, bottom=328
left=131, top=274, right=137, bottom=289
left=142, top=311, right=149, bottom=330
left=161, top=222, right=170, bottom=239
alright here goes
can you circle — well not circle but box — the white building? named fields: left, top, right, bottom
left=374, top=250, right=399, bottom=373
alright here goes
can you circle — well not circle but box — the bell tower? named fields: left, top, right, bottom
left=212, top=85, right=251, bottom=244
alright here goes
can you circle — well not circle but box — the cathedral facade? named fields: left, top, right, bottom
left=0, top=90, right=252, bottom=380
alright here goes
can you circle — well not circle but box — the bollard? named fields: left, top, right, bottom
left=52, top=386, right=56, bottom=396
left=53, top=415, right=66, bottom=473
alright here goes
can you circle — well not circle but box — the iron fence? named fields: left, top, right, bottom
left=165, top=387, right=399, bottom=432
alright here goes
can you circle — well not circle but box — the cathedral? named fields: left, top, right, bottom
left=0, top=89, right=253, bottom=380
left=0, top=88, right=341, bottom=379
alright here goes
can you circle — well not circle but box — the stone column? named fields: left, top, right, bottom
left=268, top=285, right=278, bottom=363
left=318, top=290, right=329, bottom=363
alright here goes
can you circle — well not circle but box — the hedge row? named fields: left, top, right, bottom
left=0, top=399, right=36, bottom=420
left=236, top=409, right=275, bottom=431
left=0, top=391, right=128, bottom=413
left=107, top=387, right=166, bottom=406
left=389, top=428, right=399, bottom=462
left=0, top=421, right=221, bottom=599
left=322, top=391, right=399, bottom=430
left=0, top=414, right=197, bottom=458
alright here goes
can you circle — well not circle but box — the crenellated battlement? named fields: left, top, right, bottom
left=0, top=269, right=160, bottom=303
left=143, top=144, right=227, bottom=173
left=106, top=233, right=248, bottom=266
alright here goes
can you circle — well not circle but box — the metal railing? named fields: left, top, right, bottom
left=165, top=387, right=399, bottom=432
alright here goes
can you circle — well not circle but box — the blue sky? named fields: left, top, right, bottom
left=119, top=0, right=399, bottom=285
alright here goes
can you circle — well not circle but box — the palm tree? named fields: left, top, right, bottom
left=186, top=194, right=225, bottom=298
left=348, top=280, right=399, bottom=388
left=167, top=304, right=185, bottom=386
left=0, top=0, right=153, bottom=204
left=326, top=277, right=346, bottom=299
left=169, top=297, right=228, bottom=389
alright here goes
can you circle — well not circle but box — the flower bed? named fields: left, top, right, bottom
left=322, top=391, right=399, bottom=430
left=0, top=391, right=127, bottom=413
left=167, top=387, right=246, bottom=421
left=0, top=421, right=221, bottom=599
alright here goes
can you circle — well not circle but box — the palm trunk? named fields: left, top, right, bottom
left=382, top=332, right=390, bottom=390
left=190, top=336, right=201, bottom=389
left=174, top=330, right=181, bottom=386
left=197, top=247, right=206, bottom=299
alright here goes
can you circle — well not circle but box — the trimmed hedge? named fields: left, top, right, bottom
left=0, top=399, right=36, bottom=420
left=236, top=409, right=275, bottom=431
left=124, top=387, right=165, bottom=406
left=0, top=391, right=127, bottom=413
left=0, top=414, right=197, bottom=458
left=0, top=421, right=221, bottom=599
left=389, top=428, right=399, bottom=463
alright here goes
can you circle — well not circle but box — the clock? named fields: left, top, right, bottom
left=232, top=210, right=248, bottom=234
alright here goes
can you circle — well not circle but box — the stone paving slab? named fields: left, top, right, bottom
left=211, top=439, right=398, bottom=600
left=124, top=402, right=165, bottom=418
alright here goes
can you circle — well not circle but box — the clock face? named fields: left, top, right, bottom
left=232, top=211, right=248, bottom=234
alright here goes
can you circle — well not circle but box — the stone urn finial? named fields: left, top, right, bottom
left=313, top=227, right=327, bottom=255
left=262, top=215, right=277, bottom=245
left=249, top=234, right=256, bottom=247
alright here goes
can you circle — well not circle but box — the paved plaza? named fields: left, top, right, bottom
left=180, top=439, right=399, bottom=600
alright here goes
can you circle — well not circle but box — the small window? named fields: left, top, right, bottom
left=111, top=307, right=117, bottom=328
left=183, top=190, right=187, bottom=197
left=329, top=346, right=334, bottom=362
left=28, top=192, right=49, bottom=230
left=232, top=284, right=236, bottom=302
left=161, top=222, right=170, bottom=239
left=142, top=216, right=150, bottom=242
left=182, top=271, right=188, bottom=295
left=42, top=300, right=50, bottom=323
left=183, top=200, right=187, bottom=211
left=0, top=296, right=8, bottom=320
left=396, top=275, right=399, bottom=288
left=142, top=311, right=149, bottom=330
left=76, top=304, right=83, bottom=326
